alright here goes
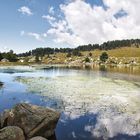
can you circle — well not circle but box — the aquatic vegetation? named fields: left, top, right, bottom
left=0, top=66, right=34, bottom=74
left=16, top=74, right=140, bottom=138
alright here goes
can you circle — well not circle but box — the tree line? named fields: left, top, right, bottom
left=0, top=50, right=18, bottom=62
left=18, top=39, right=140, bottom=57
left=76, top=39, right=140, bottom=51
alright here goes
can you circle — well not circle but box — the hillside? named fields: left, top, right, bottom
left=82, top=47, right=140, bottom=57
left=1, top=39, right=140, bottom=66
left=18, top=39, right=140, bottom=57
left=40, top=46, right=140, bottom=65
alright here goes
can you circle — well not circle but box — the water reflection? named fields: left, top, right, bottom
left=56, top=113, right=97, bottom=140
left=15, top=68, right=140, bottom=139
left=56, top=113, right=140, bottom=140
left=0, top=66, right=140, bottom=140
left=68, top=64, right=140, bottom=76
left=0, top=66, right=34, bottom=74
left=90, top=65, right=140, bottom=75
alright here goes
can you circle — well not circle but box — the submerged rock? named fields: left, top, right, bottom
left=29, top=136, right=48, bottom=140
left=0, top=103, right=60, bottom=139
left=0, top=126, right=25, bottom=140
left=0, top=82, right=3, bottom=88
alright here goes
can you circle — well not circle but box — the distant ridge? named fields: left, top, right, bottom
left=18, top=39, right=140, bottom=57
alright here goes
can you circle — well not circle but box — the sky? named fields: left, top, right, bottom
left=0, top=0, right=140, bottom=53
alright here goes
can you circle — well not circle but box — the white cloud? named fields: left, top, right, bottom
left=20, top=31, right=46, bottom=42
left=43, top=33, right=47, bottom=37
left=42, top=15, right=55, bottom=21
left=27, top=32, right=44, bottom=41
left=18, top=6, right=33, bottom=16
left=49, top=6, right=55, bottom=15
left=46, top=0, right=140, bottom=46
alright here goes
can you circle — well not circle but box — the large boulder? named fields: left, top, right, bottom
left=0, top=126, right=25, bottom=140
left=0, top=103, right=60, bottom=139
left=29, top=136, right=48, bottom=140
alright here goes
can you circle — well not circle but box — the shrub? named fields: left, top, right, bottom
left=100, top=52, right=108, bottom=62
left=85, top=57, right=90, bottom=63
left=66, top=52, right=72, bottom=57
left=89, top=52, right=92, bottom=57
left=72, top=50, right=82, bottom=56
left=35, top=55, right=40, bottom=63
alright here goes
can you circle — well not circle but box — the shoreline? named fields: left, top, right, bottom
left=0, top=62, right=140, bottom=76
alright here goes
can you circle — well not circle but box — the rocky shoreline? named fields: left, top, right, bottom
left=0, top=103, right=60, bottom=140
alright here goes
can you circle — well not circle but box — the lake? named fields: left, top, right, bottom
left=0, top=66, right=140, bottom=140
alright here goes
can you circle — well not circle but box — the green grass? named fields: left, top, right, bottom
left=41, top=47, right=140, bottom=64
left=82, top=47, right=140, bottom=57
left=1, top=47, right=140, bottom=65
left=0, top=62, right=32, bottom=66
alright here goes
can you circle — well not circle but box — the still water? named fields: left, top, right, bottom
left=0, top=66, right=140, bottom=140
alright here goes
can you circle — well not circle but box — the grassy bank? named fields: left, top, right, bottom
left=1, top=47, right=140, bottom=66
left=82, top=47, right=140, bottom=57
left=41, top=47, right=140, bottom=65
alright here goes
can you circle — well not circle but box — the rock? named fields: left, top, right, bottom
left=0, top=103, right=60, bottom=139
left=0, top=126, right=25, bottom=140
left=0, top=82, right=3, bottom=89
left=0, top=82, right=3, bottom=86
left=29, top=136, right=48, bottom=140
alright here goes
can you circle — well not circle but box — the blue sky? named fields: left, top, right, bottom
left=0, top=0, right=139, bottom=53
left=0, top=0, right=66, bottom=53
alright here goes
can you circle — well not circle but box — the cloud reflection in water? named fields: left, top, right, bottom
left=16, top=74, right=140, bottom=139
